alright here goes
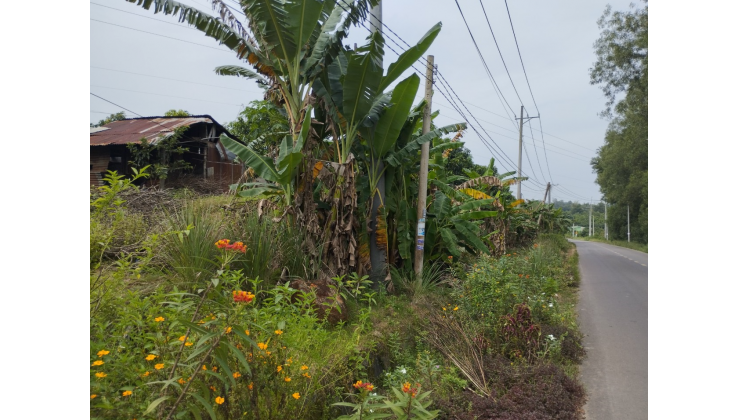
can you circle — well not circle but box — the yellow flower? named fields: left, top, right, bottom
left=145, top=354, right=157, bottom=361
left=248, top=382, right=253, bottom=390
left=92, top=360, right=104, bottom=366
left=95, top=372, right=107, bottom=378
left=292, top=392, right=300, bottom=400
left=245, top=330, right=250, bottom=336
left=265, top=351, right=271, bottom=356
left=178, top=335, right=187, bottom=342
left=202, top=365, right=207, bottom=370
left=141, top=371, right=150, bottom=377
left=257, top=342, right=268, bottom=350
left=97, top=350, right=110, bottom=357
left=122, top=390, right=133, bottom=397
left=233, top=372, right=241, bottom=379
left=300, top=365, right=309, bottom=371
left=215, top=396, right=225, bottom=405
left=154, top=317, right=165, bottom=322
left=212, top=366, right=218, bottom=372
left=178, top=378, right=186, bottom=385
left=155, top=363, right=164, bottom=370
left=303, top=373, right=311, bottom=378
left=274, top=330, right=283, bottom=335
left=185, top=342, right=194, bottom=347
left=209, top=386, right=216, bottom=392
left=285, top=377, right=291, bottom=382
left=277, top=366, right=283, bottom=373
left=287, top=358, right=293, bottom=364
left=453, top=306, right=459, bottom=311
left=225, top=327, right=232, bottom=334
left=442, top=307, right=446, bottom=311
left=90, top=394, right=97, bottom=399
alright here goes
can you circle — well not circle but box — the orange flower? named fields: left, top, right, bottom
left=300, top=365, right=309, bottom=371
left=233, top=372, right=241, bottom=379
left=202, top=365, right=207, bottom=371
left=302, top=372, right=311, bottom=378
left=154, top=316, right=165, bottom=322
left=95, top=372, right=107, bottom=378
left=90, top=394, right=97, bottom=399
left=185, top=342, right=193, bottom=347
left=284, top=377, right=291, bottom=382
left=215, top=396, right=225, bottom=405
left=178, top=378, right=186, bottom=385
left=155, top=363, right=164, bottom=370
left=277, top=366, right=283, bottom=373
left=97, top=350, right=110, bottom=357
left=145, top=354, right=157, bottom=361
left=141, top=371, right=150, bottom=377
left=292, top=392, right=300, bottom=400
left=225, top=327, right=232, bottom=334
left=257, top=342, right=268, bottom=350
left=245, top=330, right=250, bottom=336
left=178, top=335, right=187, bottom=342
left=122, top=390, right=132, bottom=397
left=210, top=386, right=216, bottom=392
left=248, top=382, right=253, bottom=390
left=274, top=330, right=283, bottom=335
left=92, top=360, right=104, bottom=366
left=233, top=290, right=255, bottom=304
left=212, top=366, right=218, bottom=372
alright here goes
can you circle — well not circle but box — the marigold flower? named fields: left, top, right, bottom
left=92, top=360, right=104, bottom=366
left=178, top=378, right=186, bottom=385
left=212, top=366, right=218, bottom=372
left=245, top=330, right=250, bottom=336
left=300, top=365, right=308, bottom=371
left=277, top=365, right=283, bottom=373
left=202, top=365, right=207, bottom=370
left=90, top=394, right=97, bottom=399
left=97, top=350, right=110, bottom=357
left=303, top=373, right=311, bottom=378
left=122, top=390, right=132, bottom=397
left=210, top=386, right=216, bottom=392
left=178, top=335, right=187, bottom=342
left=257, top=342, right=268, bottom=350
left=248, top=382, right=253, bottom=390
left=95, top=372, right=107, bottom=378
left=285, top=377, right=291, bottom=382
left=274, top=329, right=283, bottom=335
left=142, top=371, right=150, bottom=377
left=233, top=290, right=255, bottom=304
left=215, top=396, right=225, bottom=405
left=154, top=317, right=165, bottom=322
left=185, top=342, right=193, bottom=347
left=155, top=363, right=164, bottom=370
left=233, top=372, right=241, bottom=379
left=453, top=306, right=459, bottom=311
left=145, top=354, right=157, bottom=361
left=225, top=327, right=232, bottom=334
left=292, top=392, right=300, bottom=400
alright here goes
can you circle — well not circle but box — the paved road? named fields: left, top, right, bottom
left=571, top=240, right=648, bottom=420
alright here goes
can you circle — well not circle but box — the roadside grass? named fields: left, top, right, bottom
left=576, top=236, right=648, bottom=253
left=91, top=187, right=588, bottom=420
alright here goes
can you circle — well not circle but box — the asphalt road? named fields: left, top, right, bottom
left=571, top=240, right=648, bottom=420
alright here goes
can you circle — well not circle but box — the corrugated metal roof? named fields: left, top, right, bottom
left=90, top=127, right=110, bottom=134
left=90, top=116, right=215, bottom=146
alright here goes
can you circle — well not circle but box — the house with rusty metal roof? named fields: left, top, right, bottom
left=90, top=115, right=245, bottom=189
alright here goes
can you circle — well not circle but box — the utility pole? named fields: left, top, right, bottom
left=627, top=205, right=631, bottom=243
left=516, top=106, right=524, bottom=200
left=514, top=108, right=540, bottom=200
left=604, top=202, right=608, bottom=240
left=414, top=55, right=434, bottom=278
left=542, top=182, right=550, bottom=203
left=589, top=201, right=593, bottom=237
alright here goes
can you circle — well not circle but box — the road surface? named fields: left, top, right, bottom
left=572, top=240, right=648, bottom=420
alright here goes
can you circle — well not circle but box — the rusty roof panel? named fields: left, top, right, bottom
left=90, top=116, right=214, bottom=146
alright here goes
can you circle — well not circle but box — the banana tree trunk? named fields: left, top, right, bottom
left=368, top=162, right=387, bottom=288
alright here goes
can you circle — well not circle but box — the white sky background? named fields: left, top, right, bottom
left=90, top=0, right=636, bottom=203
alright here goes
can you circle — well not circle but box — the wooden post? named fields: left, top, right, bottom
left=414, top=55, right=434, bottom=278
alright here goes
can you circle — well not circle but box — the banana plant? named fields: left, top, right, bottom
left=220, top=105, right=313, bottom=206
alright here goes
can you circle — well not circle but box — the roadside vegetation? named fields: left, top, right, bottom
left=91, top=1, right=589, bottom=418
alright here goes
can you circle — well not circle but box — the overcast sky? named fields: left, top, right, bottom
left=90, top=0, right=637, bottom=203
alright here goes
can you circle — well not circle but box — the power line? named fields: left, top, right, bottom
left=527, top=113, right=547, bottom=180
left=91, top=66, right=261, bottom=93
left=90, top=19, right=232, bottom=52
left=503, top=0, right=554, bottom=182
left=91, top=2, right=201, bottom=30
left=90, top=84, right=245, bottom=106
left=477, top=0, right=525, bottom=107
left=452, top=0, right=517, bottom=123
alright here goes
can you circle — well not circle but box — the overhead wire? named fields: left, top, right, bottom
left=503, top=0, right=554, bottom=182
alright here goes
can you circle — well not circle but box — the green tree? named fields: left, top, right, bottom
left=164, top=109, right=191, bottom=117
left=444, top=146, right=487, bottom=184
left=589, top=1, right=647, bottom=243
left=91, top=112, right=126, bottom=127
left=226, top=100, right=289, bottom=157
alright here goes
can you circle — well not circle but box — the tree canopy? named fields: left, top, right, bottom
left=589, top=1, right=647, bottom=243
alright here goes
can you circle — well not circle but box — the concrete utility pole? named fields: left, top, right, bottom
left=516, top=106, right=524, bottom=200
left=542, top=182, right=550, bottom=203
left=514, top=108, right=540, bottom=200
left=589, top=201, right=593, bottom=237
left=414, top=55, right=434, bottom=278
left=627, top=205, right=631, bottom=243
left=604, top=202, right=608, bottom=240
